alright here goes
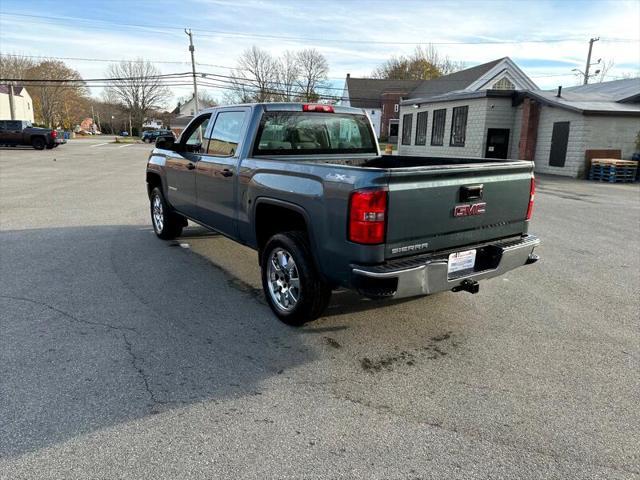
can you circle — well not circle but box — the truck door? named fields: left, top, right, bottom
left=195, top=109, right=249, bottom=238
left=164, top=113, right=211, bottom=218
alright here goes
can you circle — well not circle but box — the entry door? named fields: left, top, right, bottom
left=164, top=113, right=211, bottom=218
left=549, top=121, right=570, bottom=167
left=196, top=109, right=249, bottom=238
left=485, top=128, right=510, bottom=159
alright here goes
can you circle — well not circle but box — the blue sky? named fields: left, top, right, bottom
left=1, top=0, right=638, bottom=107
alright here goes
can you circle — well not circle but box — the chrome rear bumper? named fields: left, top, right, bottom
left=352, top=235, right=540, bottom=299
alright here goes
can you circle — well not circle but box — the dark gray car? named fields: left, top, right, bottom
left=146, top=103, right=539, bottom=324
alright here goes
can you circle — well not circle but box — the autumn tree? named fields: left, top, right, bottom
left=25, top=60, right=89, bottom=128
left=104, top=59, right=171, bottom=135
left=373, top=45, right=464, bottom=80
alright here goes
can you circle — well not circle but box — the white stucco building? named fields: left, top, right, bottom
left=0, top=86, right=35, bottom=123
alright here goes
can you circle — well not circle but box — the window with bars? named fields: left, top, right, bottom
left=415, top=111, right=428, bottom=145
left=430, top=109, right=446, bottom=146
left=449, top=106, right=468, bottom=147
left=401, top=113, right=413, bottom=145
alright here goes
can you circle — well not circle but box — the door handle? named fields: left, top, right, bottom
left=221, top=168, right=234, bottom=177
left=187, top=162, right=196, bottom=170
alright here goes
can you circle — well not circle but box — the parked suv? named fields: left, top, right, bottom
left=0, top=120, right=62, bottom=150
left=142, top=129, right=175, bottom=143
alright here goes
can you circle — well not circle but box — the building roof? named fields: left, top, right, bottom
left=523, top=78, right=640, bottom=116
left=407, top=58, right=505, bottom=99
left=344, top=57, right=538, bottom=108
left=345, top=78, right=423, bottom=108
left=0, top=85, right=25, bottom=96
left=559, top=78, right=640, bottom=103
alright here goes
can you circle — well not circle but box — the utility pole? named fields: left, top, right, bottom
left=185, top=28, right=199, bottom=115
left=583, top=37, right=600, bottom=85
left=8, top=84, right=15, bottom=120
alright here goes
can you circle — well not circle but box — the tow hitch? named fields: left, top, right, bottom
left=452, top=279, right=480, bottom=294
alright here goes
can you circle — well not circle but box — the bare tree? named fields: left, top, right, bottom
left=296, top=49, right=329, bottom=102
left=230, top=46, right=278, bottom=103
left=275, top=50, right=301, bottom=101
left=0, top=54, right=36, bottom=79
left=596, top=59, right=615, bottom=83
left=104, top=59, right=171, bottom=135
left=25, top=60, right=88, bottom=128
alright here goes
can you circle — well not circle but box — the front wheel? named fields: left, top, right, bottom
left=150, top=187, right=184, bottom=240
left=261, top=232, right=331, bottom=326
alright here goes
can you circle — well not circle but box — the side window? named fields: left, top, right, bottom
left=206, top=111, right=247, bottom=157
left=0, top=121, right=6, bottom=132
left=182, top=114, right=211, bottom=153
left=401, top=113, right=413, bottom=145
left=431, top=109, right=446, bottom=146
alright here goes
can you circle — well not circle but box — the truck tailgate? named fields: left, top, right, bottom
left=385, top=162, right=533, bottom=259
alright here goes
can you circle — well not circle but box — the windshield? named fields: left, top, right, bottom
left=254, top=112, right=377, bottom=156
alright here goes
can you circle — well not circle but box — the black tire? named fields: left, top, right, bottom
left=32, top=137, right=46, bottom=150
left=150, top=187, right=184, bottom=240
left=261, top=231, right=331, bottom=326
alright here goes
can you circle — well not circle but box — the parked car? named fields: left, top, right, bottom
left=142, top=129, right=175, bottom=143
left=0, top=120, right=64, bottom=150
left=146, top=103, right=540, bottom=325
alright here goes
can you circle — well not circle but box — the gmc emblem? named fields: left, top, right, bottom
left=454, top=202, right=487, bottom=217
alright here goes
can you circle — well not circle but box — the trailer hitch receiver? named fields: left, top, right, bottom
left=452, top=279, right=480, bottom=294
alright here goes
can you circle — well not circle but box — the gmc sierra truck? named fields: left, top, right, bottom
left=0, top=120, right=63, bottom=150
left=146, top=103, right=540, bottom=325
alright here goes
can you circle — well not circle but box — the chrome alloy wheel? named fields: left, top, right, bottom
left=267, top=248, right=300, bottom=311
left=152, top=194, right=164, bottom=233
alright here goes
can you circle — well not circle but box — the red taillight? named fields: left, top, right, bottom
left=526, top=177, right=535, bottom=221
left=349, top=190, right=387, bottom=244
left=50, top=130, right=57, bottom=139
left=302, top=104, right=334, bottom=113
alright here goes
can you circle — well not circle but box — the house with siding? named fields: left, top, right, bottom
left=0, top=86, right=35, bottom=123
left=397, top=61, right=640, bottom=178
left=341, top=57, right=536, bottom=143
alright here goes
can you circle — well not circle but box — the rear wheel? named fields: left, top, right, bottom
left=150, top=187, right=184, bottom=240
left=261, top=231, right=331, bottom=326
left=32, top=137, right=45, bottom=150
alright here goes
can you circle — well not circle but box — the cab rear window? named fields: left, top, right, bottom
left=254, top=112, right=377, bottom=156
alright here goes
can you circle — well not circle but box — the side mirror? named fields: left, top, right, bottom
left=155, top=136, right=175, bottom=150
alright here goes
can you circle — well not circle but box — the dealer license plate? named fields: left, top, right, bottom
left=447, top=249, right=476, bottom=274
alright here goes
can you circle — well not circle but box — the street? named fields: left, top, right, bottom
left=1, top=138, right=639, bottom=479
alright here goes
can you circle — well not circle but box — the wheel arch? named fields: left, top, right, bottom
left=253, top=198, right=323, bottom=274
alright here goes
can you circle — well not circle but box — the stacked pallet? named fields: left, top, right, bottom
left=588, top=158, right=638, bottom=183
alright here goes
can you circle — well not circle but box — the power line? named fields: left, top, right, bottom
left=3, top=12, right=636, bottom=46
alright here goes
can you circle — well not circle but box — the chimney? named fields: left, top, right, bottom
left=556, top=86, right=562, bottom=97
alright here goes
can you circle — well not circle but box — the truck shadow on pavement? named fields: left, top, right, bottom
left=0, top=224, right=321, bottom=458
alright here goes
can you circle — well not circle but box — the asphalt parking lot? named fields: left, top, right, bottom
left=1, top=138, right=639, bottom=479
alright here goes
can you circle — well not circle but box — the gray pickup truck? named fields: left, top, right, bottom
left=146, top=103, right=539, bottom=324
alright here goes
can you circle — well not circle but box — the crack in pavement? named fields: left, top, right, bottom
left=0, top=294, right=137, bottom=333
left=122, top=333, right=167, bottom=409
